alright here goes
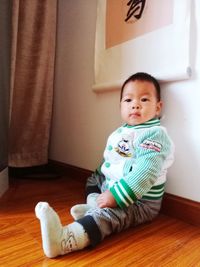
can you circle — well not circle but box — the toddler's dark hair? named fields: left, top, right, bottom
left=120, top=72, right=161, bottom=101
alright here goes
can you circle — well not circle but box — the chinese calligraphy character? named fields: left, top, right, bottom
left=125, top=0, right=146, bottom=22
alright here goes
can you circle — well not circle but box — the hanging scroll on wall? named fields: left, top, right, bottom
left=93, top=0, right=192, bottom=92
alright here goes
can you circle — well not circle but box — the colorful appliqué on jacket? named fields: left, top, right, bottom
left=140, top=139, right=162, bottom=152
left=115, top=135, right=133, bottom=157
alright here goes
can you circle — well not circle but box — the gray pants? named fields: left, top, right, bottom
left=78, top=171, right=162, bottom=246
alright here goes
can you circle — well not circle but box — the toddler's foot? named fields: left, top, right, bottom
left=70, top=204, right=92, bottom=220
left=35, top=202, right=89, bottom=258
left=70, top=193, right=100, bottom=220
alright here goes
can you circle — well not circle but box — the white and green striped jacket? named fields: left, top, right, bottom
left=101, top=118, right=174, bottom=209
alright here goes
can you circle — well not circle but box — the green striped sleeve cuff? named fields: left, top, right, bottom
left=142, top=183, right=165, bottom=200
left=110, top=179, right=137, bottom=209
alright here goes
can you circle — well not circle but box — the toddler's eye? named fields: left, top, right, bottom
left=124, top=98, right=132, bottom=102
left=141, top=98, right=149, bottom=102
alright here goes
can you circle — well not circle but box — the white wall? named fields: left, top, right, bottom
left=50, top=0, right=200, bottom=202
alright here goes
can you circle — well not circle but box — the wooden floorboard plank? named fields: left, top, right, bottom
left=1, top=176, right=200, bottom=267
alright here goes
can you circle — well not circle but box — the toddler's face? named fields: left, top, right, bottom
left=120, top=80, right=162, bottom=126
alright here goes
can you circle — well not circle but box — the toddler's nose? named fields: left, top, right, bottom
left=132, top=103, right=140, bottom=109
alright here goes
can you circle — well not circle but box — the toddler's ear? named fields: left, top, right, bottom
left=156, top=101, right=163, bottom=116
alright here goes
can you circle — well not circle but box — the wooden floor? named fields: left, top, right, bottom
left=1, top=174, right=200, bottom=267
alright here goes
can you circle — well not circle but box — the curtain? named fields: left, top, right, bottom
left=9, top=0, right=57, bottom=167
left=0, top=0, right=11, bottom=171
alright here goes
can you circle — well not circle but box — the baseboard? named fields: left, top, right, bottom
left=9, top=164, right=61, bottom=179
left=49, top=159, right=200, bottom=227
left=161, top=193, right=200, bottom=227
left=49, top=159, right=93, bottom=179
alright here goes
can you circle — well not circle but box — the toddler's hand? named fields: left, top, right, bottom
left=97, top=190, right=117, bottom=208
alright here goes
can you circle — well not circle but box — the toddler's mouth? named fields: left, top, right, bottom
left=129, top=112, right=141, bottom=118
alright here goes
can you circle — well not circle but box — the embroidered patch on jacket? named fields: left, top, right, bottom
left=115, top=135, right=133, bottom=157
left=140, top=139, right=162, bottom=152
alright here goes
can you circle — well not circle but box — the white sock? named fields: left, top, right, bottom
left=35, top=202, right=90, bottom=258
left=70, top=204, right=92, bottom=220
left=87, top=193, right=100, bottom=207
left=70, top=193, right=100, bottom=220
